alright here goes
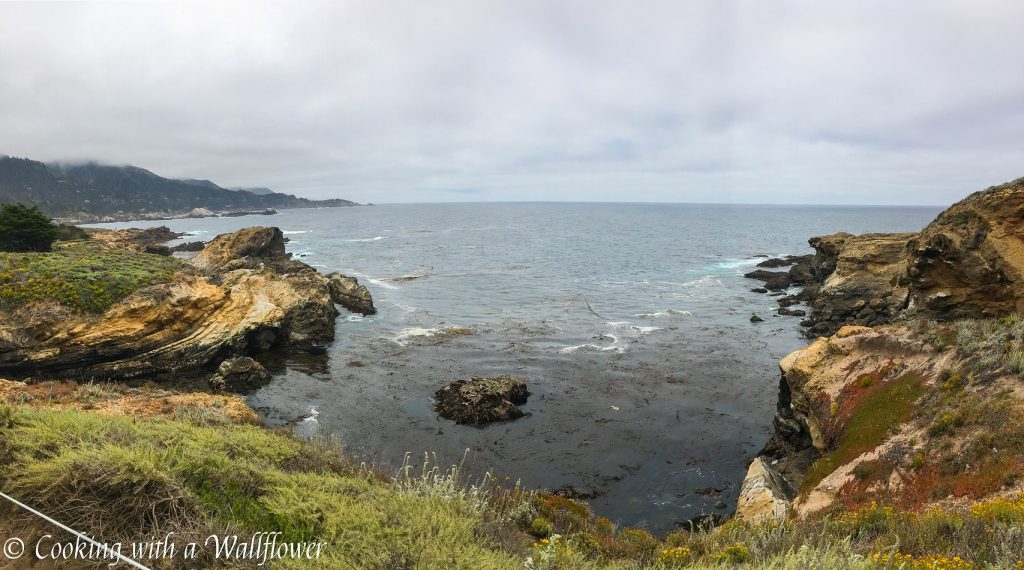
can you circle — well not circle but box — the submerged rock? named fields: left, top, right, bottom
left=435, top=376, right=530, bottom=426
left=209, top=356, right=272, bottom=392
left=750, top=314, right=764, bottom=323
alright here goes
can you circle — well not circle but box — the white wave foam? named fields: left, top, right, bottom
left=282, top=230, right=308, bottom=235
left=292, top=407, right=320, bottom=439
left=680, top=275, right=722, bottom=288
left=345, top=314, right=365, bottom=322
left=353, top=272, right=398, bottom=290
left=560, top=343, right=620, bottom=354
left=710, top=258, right=761, bottom=270
left=344, top=236, right=386, bottom=242
left=634, top=309, right=693, bottom=318
left=392, top=327, right=444, bottom=345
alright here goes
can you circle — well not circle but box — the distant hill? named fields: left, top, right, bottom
left=0, top=156, right=359, bottom=221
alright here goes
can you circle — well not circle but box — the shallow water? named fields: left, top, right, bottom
left=91, top=202, right=940, bottom=533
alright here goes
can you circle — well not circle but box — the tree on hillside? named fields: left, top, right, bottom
left=0, top=203, right=58, bottom=252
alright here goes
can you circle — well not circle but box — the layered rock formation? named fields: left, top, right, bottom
left=0, top=226, right=374, bottom=380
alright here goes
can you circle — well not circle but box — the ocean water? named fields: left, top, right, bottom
left=91, top=202, right=941, bottom=533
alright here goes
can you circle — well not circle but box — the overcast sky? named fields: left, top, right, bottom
left=1, top=1, right=1022, bottom=205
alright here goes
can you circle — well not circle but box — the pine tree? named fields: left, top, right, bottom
left=0, top=203, right=59, bottom=252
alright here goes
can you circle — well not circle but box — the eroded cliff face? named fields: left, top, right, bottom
left=0, top=226, right=375, bottom=379
left=739, top=177, right=1024, bottom=523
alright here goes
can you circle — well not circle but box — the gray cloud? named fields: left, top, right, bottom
left=1, top=0, right=1022, bottom=205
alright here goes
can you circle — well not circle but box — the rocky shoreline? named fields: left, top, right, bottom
left=736, top=176, right=1024, bottom=523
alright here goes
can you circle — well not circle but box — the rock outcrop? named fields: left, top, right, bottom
left=0, top=226, right=375, bottom=380
left=191, top=226, right=294, bottom=272
left=799, top=232, right=915, bottom=336
left=907, top=177, right=1024, bottom=319
left=435, top=376, right=531, bottom=425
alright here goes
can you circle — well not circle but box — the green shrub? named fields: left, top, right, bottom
left=530, top=516, right=554, bottom=538
left=714, top=544, right=752, bottom=564
left=0, top=203, right=57, bottom=252
left=929, top=412, right=965, bottom=437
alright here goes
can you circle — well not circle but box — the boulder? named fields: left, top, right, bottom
left=435, top=376, right=530, bottom=426
left=750, top=314, right=764, bottom=323
left=209, top=356, right=272, bottom=392
left=326, top=273, right=377, bottom=315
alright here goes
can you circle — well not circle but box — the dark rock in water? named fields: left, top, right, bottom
left=756, top=257, right=792, bottom=268
left=694, top=487, right=723, bottom=497
left=750, top=314, right=764, bottom=323
left=778, top=307, right=807, bottom=317
left=744, top=269, right=795, bottom=291
left=209, top=356, right=272, bottom=392
left=750, top=287, right=768, bottom=294
left=326, top=273, right=377, bottom=315
left=171, top=241, right=206, bottom=252
left=435, top=376, right=530, bottom=426
left=142, top=244, right=171, bottom=256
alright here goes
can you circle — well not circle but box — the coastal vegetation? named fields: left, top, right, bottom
left=0, top=240, right=185, bottom=313
left=2, top=394, right=1024, bottom=568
